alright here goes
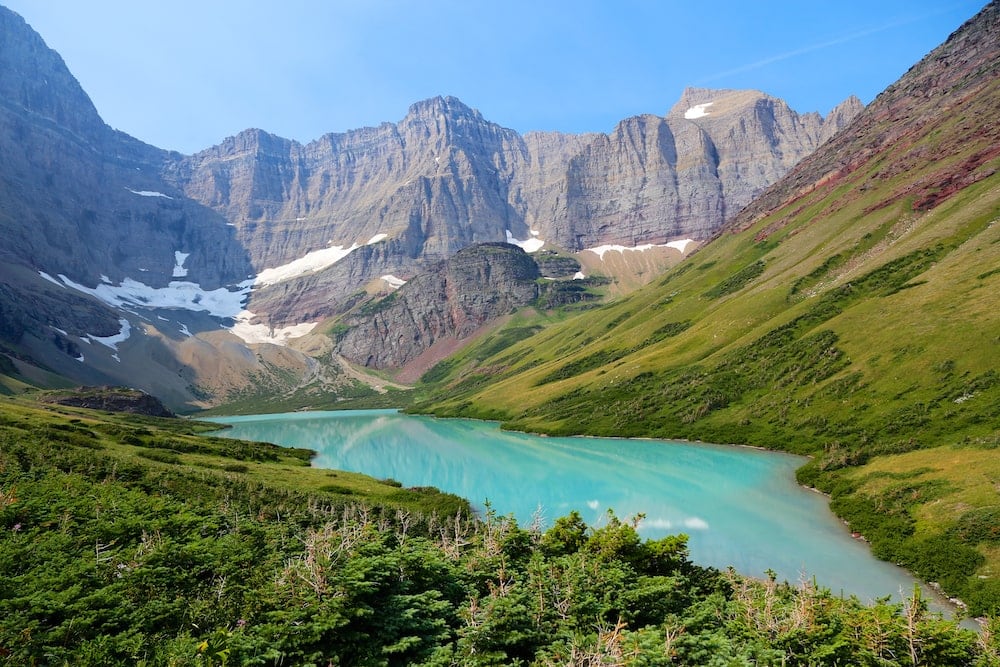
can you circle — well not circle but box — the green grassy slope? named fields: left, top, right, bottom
left=0, top=394, right=470, bottom=521
left=414, top=8, right=1000, bottom=613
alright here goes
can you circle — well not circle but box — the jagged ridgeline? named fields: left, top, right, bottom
left=416, top=1, right=1000, bottom=615
left=0, top=3, right=861, bottom=409
left=0, top=392, right=995, bottom=664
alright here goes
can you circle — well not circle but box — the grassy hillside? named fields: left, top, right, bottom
left=412, top=13, right=1000, bottom=614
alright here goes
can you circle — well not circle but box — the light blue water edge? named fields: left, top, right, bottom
left=204, top=408, right=960, bottom=614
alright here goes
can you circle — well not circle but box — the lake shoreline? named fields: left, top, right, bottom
left=203, top=407, right=977, bottom=621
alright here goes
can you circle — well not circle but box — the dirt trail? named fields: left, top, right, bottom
left=332, top=355, right=411, bottom=394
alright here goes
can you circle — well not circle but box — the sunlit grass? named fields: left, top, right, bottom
left=0, top=394, right=469, bottom=518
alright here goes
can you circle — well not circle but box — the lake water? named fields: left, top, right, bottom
left=205, top=409, right=942, bottom=607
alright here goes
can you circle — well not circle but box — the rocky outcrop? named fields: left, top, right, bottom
left=336, top=244, right=541, bottom=369
left=41, top=386, right=175, bottom=417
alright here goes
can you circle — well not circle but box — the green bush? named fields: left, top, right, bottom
left=954, top=506, right=1000, bottom=544
left=136, top=449, right=181, bottom=464
left=704, top=260, right=766, bottom=298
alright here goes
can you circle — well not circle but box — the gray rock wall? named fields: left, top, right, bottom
left=336, top=244, right=541, bottom=369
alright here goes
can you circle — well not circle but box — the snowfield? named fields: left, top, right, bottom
left=56, top=273, right=251, bottom=319
left=585, top=239, right=694, bottom=259
left=505, top=229, right=545, bottom=253
left=227, top=310, right=317, bottom=345
left=126, top=188, right=173, bottom=199
left=684, top=102, right=714, bottom=119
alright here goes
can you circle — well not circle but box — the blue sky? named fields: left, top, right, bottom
left=3, top=1, right=986, bottom=154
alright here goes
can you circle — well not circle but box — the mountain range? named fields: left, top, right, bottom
left=0, top=3, right=861, bottom=408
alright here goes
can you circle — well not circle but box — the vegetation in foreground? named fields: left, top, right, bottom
left=1, top=395, right=998, bottom=665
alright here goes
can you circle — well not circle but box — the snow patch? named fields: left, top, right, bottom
left=227, top=310, right=317, bottom=345
left=38, top=271, right=64, bottom=287
left=126, top=188, right=173, bottom=199
left=586, top=239, right=694, bottom=259
left=50, top=326, right=68, bottom=336
left=87, top=318, right=131, bottom=350
left=367, top=233, right=388, bottom=245
left=57, top=274, right=250, bottom=319
left=381, top=274, right=407, bottom=289
left=573, top=272, right=586, bottom=280
left=684, top=102, right=714, bottom=119
left=172, top=251, right=190, bottom=278
left=254, top=243, right=360, bottom=286
left=505, top=230, right=545, bottom=253
left=178, top=323, right=192, bottom=337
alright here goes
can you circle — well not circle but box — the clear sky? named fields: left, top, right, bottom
left=2, top=1, right=987, bottom=155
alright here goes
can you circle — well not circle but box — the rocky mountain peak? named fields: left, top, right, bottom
left=194, top=127, right=297, bottom=161
left=829, top=94, right=864, bottom=119
left=0, top=6, right=106, bottom=144
left=400, top=95, right=514, bottom=151
left=668, top=87, right=772, bottom=119
left=818, top=95, right=865, bottom=143
left=406, top=95, right=482, bottom=122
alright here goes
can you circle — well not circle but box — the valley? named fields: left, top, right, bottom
left=0, top=0, right=998, bottom=663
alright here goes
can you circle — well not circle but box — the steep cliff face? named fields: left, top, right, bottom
left=335, top=244, right=541, bottom=369
left=167, top=89, right=859, bottom=326
left=539, top=88, right=861, bottom=249
left=0, top=6, right=256, bottom=407
left=168, top=97, right=529, bottom=273
left=0, top=9, right=250, bottom=291
left=174, top=90, right=861, bottom=272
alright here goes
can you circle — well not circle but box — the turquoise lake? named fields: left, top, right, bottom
left=205, top=409, right=944, bottom=607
